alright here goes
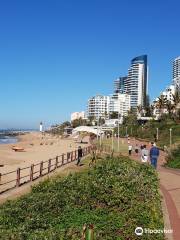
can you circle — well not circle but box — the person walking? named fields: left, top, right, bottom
left=150, top=142, right=160, bottom=169
left=77, top=146, right=83, bottom=166
left=141, top=145, right=149, bottom=163
left=134, top=144, right=139, bottom=155
left=128, top=144, right=133, bottom=156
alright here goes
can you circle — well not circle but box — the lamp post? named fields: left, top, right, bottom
left=156, top=128, right=159, bottom=140
left=111, top=129, right=114, bottom=151
left=100, top=125, right=102, bottom=147
left=96, top=115, right=99, bottom=141
left=126, top=126, right=128, bottom=137
left=169, top=128, right=172, bottom=147
left=118, top=113, right=120, bottom=152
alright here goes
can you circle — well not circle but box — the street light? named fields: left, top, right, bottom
left=118, top=113, right=120, bottom=152
left=111, top=129, right=114, bottom=151
left=169, top=128, right=172, bottom=147
left=156, top=128, right=159, bottom=140
left=100, top=125, right=102, bottom=147
left=126, top=126, right=128, bottom=137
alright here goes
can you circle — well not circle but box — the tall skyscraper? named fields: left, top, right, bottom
left=173, top=56, right=180, bottom=90
left=126, top=55, right=148, bottom=108
left=114, top=76, right=127, bottom=94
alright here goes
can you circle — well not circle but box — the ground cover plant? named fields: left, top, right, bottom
left=0, top=156, right=164, bottom=240
left=165, top=145, right=180, bottom=169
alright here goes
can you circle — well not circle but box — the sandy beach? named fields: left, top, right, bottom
left=0, top=132, right=89, bottom=193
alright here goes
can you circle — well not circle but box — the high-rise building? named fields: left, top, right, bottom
left=126, top=55, right=148, bottom=108
left=173, top=56, right=180, bottom=90
left=87, top=95, right=110, bottom=119
left=114, top=77, right=127, bottom=94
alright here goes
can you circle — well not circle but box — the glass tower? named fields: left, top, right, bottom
left=126, top=55, right=148, bottom=108
left=173, top=56, right=180, bottom=90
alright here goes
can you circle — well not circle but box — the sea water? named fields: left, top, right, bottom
left=0, top=136, right=18, bottom=144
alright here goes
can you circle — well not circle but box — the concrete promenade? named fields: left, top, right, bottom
left=127, top=138, right=180, bottom=240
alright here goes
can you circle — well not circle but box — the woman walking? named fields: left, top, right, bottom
left=141, top=145, right=149, bottom=163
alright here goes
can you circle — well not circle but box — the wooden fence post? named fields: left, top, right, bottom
left=16, top=168, right=21, bottom=187
left=62, top=154, right=64, bottom=165
left=40, top=161, right=43, bottom=176
left=0, top=173, right=1, bottom=183
left=74, top=150, right=77, bottom=160
left=67, top=152, right=69, bottom=163
left=30, top=164, right=34, bottom=181
left=48, top=159, right=51, bottom=173
left=55, top=156, right=58, bottom=168
left=71, top=152, right=73, bottom=162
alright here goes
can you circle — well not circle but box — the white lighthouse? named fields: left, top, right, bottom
left=39, top=122, right=43, bottom=132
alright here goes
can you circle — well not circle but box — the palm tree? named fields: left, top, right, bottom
left=137, top=105, right=143, bottom=116
left=156, top=95, right=167, bottom=116
left=165, top=100, right=175, bottom=117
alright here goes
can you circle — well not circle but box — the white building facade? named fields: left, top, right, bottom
left=173, top=56, right=180, bottom=90
left=153, top=84, right=176, bottom=117
left=161, top=85, right=175, bottom=103
left=109, top=93, right=131, bottom=117
left=87, top=95, right=110, bottom=119
left=126, top=55, right=148, bottom=108
left=71, top=111, right=85, bottom=122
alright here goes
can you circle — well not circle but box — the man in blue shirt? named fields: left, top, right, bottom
left=150, top=142, right=160, bottom=169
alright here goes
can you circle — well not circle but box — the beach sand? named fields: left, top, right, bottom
left=0, top=132, right=89, bottom=193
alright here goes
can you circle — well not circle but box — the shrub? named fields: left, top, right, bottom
left=0, top=157, right=164, bottom=239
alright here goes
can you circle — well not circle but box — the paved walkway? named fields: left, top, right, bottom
left=126, top=138, right=180, bottom=240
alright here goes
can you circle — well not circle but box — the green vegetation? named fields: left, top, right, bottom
left=115, top=119, right=180, bottom=149
left=50, top=121, right=71, bottom=135
left=0, top=156, right=164, bottom=240
left=97, top=138, right=128, bottom=154
left=165, top=145, right=180, bottom=169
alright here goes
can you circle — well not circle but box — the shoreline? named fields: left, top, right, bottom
left=0, top=132, right=90, bottom=193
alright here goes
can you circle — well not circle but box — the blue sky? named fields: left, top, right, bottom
left=0, top=0, right=180, bottom=129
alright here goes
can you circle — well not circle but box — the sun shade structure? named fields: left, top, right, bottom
left=72, top=126, right=103, bottom=136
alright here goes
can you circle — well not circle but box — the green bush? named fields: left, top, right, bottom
left=166, top=145, right=180, bottom=169
left=0, top=157, right=164, bottom=239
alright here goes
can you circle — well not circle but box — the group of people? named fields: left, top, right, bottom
left=77, top=140, right=160, bottom=169
left=128, top=141, right=160, bottom=169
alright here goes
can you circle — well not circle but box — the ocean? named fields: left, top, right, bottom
left=0, top=136, right=18, bottom=144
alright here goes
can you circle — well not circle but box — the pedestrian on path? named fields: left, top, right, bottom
left=77, top=146, right=83, bottom=166
left=141, top=145, right=149, bottom=163
left=134, top=144, right=139, bottom=155
left=150, top=142, right=160, bottom=169
left=128, top=144, right=133, bottom=156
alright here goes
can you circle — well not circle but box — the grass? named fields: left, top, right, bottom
left=97, top=138, right=128, bottom=154
left=0, top=155, right=164, bottom=240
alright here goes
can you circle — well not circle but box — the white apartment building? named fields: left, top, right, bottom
left=161, top=85, right=175, bottom=103
left=173, top=56, right=180, bottom=90
left=87, top=95, right=110, bottom=119
left=71, top=111, right=85, bottom=122
left=126, top=55, right=148, bottom=108
left=109, top=93, right=131, bottom=117
left=153, top=84, right=175, bottom=117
